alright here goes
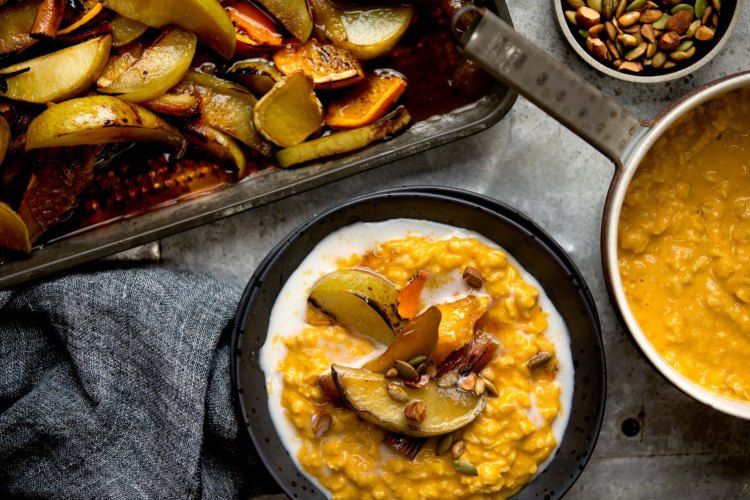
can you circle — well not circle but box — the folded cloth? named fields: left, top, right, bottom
left=0, top=266, right=281, bottom=499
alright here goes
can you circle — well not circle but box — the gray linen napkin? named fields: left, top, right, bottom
left=0, top=266, right=281, bottom=499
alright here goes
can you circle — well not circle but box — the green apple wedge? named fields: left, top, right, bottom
left=0, top=35, right=111, bottom=103
left=98, top=28, right=197, bottom=103
left=104, top=0, right=236, bottom=59
left=308, top=268, right=405, bottom=344
left=25, top=95, right=186, bottom=152
left=331, top=364, right=487, bottom=437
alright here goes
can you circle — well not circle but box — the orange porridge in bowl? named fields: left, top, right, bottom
left=618, top=87, right=750, bottom=401
left=260, top=219, right=574, bottom=499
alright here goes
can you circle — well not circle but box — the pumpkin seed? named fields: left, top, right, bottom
left=626, top=0, right=647, bottom=11
left=670, top=3, right=694, bottom=14
left=385, top=367, right=399, bottom=379
left=603, top=0, right=617, bottom=18
left=481, top=376, right=499, bottom=397
left=712, top=0, right=721, bottom=11
left=651, top=13, right=670, bottom=29
left=566, top=0, right=586, bottom=8
left=685, top=19, right=701, bottom=38
left=646, top=41, right=657, bottom=57
left=453, top=460, right=478, bottom=476
left=625, top=42, right=648, bottom=60
left=618, top=11, right=641, bottom=26
left=676, top=39, right=694, bottom=52
left=605, top=20, right=617, bottom=39
left=395, top=360, right=419, bottom=381
left=387, top=381, right=410, bottom=402
left=587, top=0, right=603, bottom=12
left=436, top=433, right=454, bottom=455
left=694, top=0, right=708, bottom=18
left=694, top=25, right=715, bottom=40
left=701, top=5, right=713, bottom=24
left=528, top=352, right=555, bottom=370
left=669, top=45, right=696, bottom=60
left=652, top=50, right=668, bottom=67
left=641, top=23, right=656, bottom=43
left=426, top=365, right=438, bottom=377
left=408, top=355, right=427, bottom=367
left=565, top=10, right=579, bottom=25
left=663, top=60, right=677, bottom=69
left=615, top=0, right=628, bottom=17
left=617, top=33, right=639, bottom=46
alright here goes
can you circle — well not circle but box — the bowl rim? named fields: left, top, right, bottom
left=604, top=75, right=750, bottom=419
left=231, top=186, right=606, bottom=499
left=551, top=0, right=744, bottom=83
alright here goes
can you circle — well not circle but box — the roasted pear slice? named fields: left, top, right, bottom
left=0, top=34, right=111, bottom=103
left=256, top=0, right=312, bottom=42
left=98, top=28, right=197, bottom=103
left=183, top=71, right=272, bottom=156
left=0, top=0, right=38, bottom=55
left=308, top=268, right=404, bottom=344
left=276, top=105, right=411, bottom=168
left=111, top=14, right=148, bottom=47
left=363, top=307, right=441, bottom=373
left=433, top=295, right=490, bottom=364
left=331, top=364, right=487, bottom=437
left=104, top=0, right=236, bottom=59
left=0, top=201, right=31, bottom=253
left=253, top=70, right=323, bottom=148
left=186, top=122, right=247, bottom=178
left=310, top=0, right=413, bottom=60
left=25, top=95, right=186, bottom=152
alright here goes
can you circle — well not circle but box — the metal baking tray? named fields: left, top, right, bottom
left=0, top=1, right=517, bottom=289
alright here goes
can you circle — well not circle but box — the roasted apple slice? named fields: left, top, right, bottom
left=25, top=95, right=185, bottom=151
left=104, top=0, right=236, bottom=59
left=98, top=28, right=197, bottom=103
left=0, top=34, right=111, bottom=103
left=331, top=364, right=487, bottom=437
left=256, top=0, right=312, bottom=42
left=363, top=307, right=441, bottom=373
left=253, top=70, right=323, bottom=148
left=308, top=268, right=404, bottom=344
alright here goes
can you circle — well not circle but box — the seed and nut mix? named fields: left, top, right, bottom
left=563, top=0, right=722, bottom=74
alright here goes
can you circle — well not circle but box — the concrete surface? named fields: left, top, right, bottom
left=157, top=1, right=750, bottom=498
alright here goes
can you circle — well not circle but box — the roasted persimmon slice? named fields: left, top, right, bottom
left=326, top=69, right=407, bottom=130
left=224, top=0, right=283, bottom=47
left=273, top=38, right=364, bottom=89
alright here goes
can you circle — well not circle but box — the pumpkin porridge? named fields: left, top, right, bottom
left=619, top=87, right=750, bottom=401
left=260, top=219, right=573, bottom=499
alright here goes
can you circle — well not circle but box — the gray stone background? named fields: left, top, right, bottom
left=154, top=1, right=750, bottom=498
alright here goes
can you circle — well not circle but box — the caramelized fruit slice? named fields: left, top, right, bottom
left=0, top=34, right=111, bottom=103
left=186, top=122, right=247, bottom=178
left=326, top=69, right=407, bottom=130
left=0, top=115, right=9, bottom=166
left=363, top=306, right=441, bottom=373
left=25, top=95, right=186, bottom=151
left=111, top=14, right=148, bottom=47
left=331, top=364, right=487, bottom=437
left=104, top=0, right=236, bottom=59
left=433, top=295, right=490, bottom=364
left=98, top=28, right=197, bottom=103
left=308, top=268, right=404, bottom=344
left=0, top=201, right=31, bottom=253
left=0, top=0, right=38, bottom=55
left=253, top=70, right=322, bottom=148
left=276, top=105, right=411, bottom=168
left=273, top=38, right=364, bottom=89
left=255, top=0, right=312, bottom=42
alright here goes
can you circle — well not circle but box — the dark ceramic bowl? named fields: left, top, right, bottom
left=552, top=0, right=743, bottom=83
left=231, top=186, right=605, bottom=499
